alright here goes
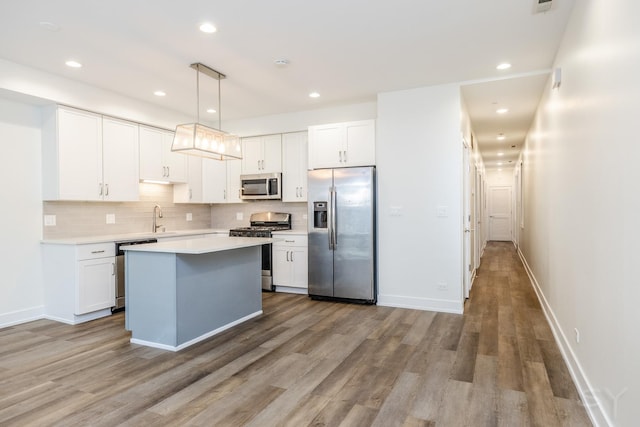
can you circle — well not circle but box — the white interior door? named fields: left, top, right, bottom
left=463, top=142, right=471, bottom=299
left=489, top=186, right=512, bottom=241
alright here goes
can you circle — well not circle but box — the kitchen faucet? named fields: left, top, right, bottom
left=152, top=204, right=163, bottom=233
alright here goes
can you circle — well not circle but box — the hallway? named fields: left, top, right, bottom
left=466, top=241, right=591, bottom=426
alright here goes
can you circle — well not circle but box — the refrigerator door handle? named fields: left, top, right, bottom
left=328, top=189, right=333, bottom=249
left=331, top=188, right=337, bottom=248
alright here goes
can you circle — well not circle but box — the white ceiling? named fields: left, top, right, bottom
left=0, top=0, right=575, bottom=168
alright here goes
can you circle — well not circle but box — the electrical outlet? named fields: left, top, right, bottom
left=574, top=328, right=580, bottom=343
left=436, top=206, right=449, bottom=217
left=44, top=215, right=56, bottom=226
left=437, top=282, right=448, bottom=291
left=186, top=213, right=193, bottom=221
left=302, top=214, right=308, bottom=220
left=106, top=214, right=116, bottom=224
left=236, top=212, right=244, bottom=221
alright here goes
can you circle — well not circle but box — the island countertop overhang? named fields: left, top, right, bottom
left=121, top=236, right=278, bottom=255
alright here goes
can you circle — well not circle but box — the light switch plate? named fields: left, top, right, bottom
left=44, top=215, right=56, bottom=226
left=106, top=214, right=116, bottom=224
left=390, top=206, right=403, bottom=217
left=236, top=212, right=244, bottom=221
left=186, top=213, right=193, bottom=221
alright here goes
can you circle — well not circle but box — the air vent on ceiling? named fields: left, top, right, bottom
left=533, top=0, right=553, bottom=13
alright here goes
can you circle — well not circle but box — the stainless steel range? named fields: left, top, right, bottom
left=229, top=212, right=291, bottom=291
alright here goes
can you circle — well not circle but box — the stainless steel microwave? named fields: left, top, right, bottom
left=240, top=173, right=282, bottom=200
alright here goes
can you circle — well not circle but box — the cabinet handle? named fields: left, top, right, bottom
left=343, top=150, right=347, bottom=163
left=291, top=251, right=294, bottom=262
left=189, top=189, right=192, bottom=200
left=224, top=189, right=227, bottom=200
left=285, top=240, right=295, bottom=243
left=91, top=250, right=105, bottom=254
left=98, top=183, right=103, bottom=196
left=105, top=183, right=109, bottom=196
left=112, top=262, right=116, bottom=276
left=162, top=166, right=166, bottom=177
left=257, top=160, right=261, bottom=170
left=286, top=250, right=290, bottom=262
left=339, top=151, right=343, bottom=162
left=167, top=166, right=170, bottom=177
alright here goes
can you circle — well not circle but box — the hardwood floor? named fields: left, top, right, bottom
left=0, top=242, right=591, bottom=426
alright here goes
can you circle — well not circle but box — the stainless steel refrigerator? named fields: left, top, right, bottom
left=307, top=166, right=376, bottom=303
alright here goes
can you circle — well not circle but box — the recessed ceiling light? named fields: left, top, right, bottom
left=65, top=60, right=82, bottom=68
left=154, top=90, right=166, bottom=97
left=496, top=108, right=509, bottom=114
left=498, top=168, right=503, bottom=172
left=497, top=134, right=506, bottom=140
left=39, top=21, right=60, bottom=32
left=497, top=162, right=503, bottom=166
left=274, top=59, right=290, bottom=66
left=496, top=63, right=512, bottom=70
left=497, top=152, right=504, bottom=156
left=206, top=108, right=216, bottom=114
left=199, top=22, right=217, bottom=33
left=309, top=92, right=320, bottom=98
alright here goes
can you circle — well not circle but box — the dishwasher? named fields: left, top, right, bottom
left=113, top=238, right=157, bottom=311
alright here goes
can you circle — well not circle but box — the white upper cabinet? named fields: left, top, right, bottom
left=308, top=119, right=375, bottom=169
left=42, top=106, right=139, bottom=201
left=202, top=158, right=227, bottom=203
left=282, top=132, right=308, bottom=202
left=139, top=126, right=187, bottom=183
left=174, top=155, right=203, bottom=203
left=241, top=134, right=282, bottom=174
left=202, top=158, right=245, bottom=204
left=102, top=117, right=140, bottom=201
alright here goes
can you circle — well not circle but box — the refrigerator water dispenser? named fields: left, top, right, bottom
left=313, top=202, right=327, bottom=228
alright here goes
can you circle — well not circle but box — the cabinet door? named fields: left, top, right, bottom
left=174, top=156, right=203, bottom=203
left=226, top=159, right=244, bottom=203
left=282, top=132, right=308, bottom=202
left=344, top=120, right=375, bottom=167
left=272, top=246, right=291, bottom=286
left=163, top=131, right=187, bottom=183
left=241, top=136, right=263, bottom=174
left=102, top=117, right=140, bottom=201
left=202, top=158, right=227, bottom=203
left=289, top=247, right=308, bottom=289
left=57, top=107, right=103, bottom=200
left=262, top=134, right=282, bottom=173
left=308, top=124, right=343, bottom=169
left=76, top=257, right=115, bottom=315
left=139, top=126, right=165, bottom=181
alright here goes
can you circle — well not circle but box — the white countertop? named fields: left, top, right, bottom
left=271, top=230, right=308, bottom=235
left=41, top=228, right=230, bottom=245
left=121, top=236, right=276, bottom=255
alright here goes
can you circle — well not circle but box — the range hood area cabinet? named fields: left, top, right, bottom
left=308, top=119, right=375, bottom=169
left=139, top=125, right=187, bottom=184
left=241, top=134, right=282, bottom=174
left=42, top=106, right=140, bottom=201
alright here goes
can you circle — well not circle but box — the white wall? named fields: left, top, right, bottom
left=519, top=0, right=640, bottom=425
left=0, top=98, right=45, bottom=325
left=377, top=84, right=464, bottom=313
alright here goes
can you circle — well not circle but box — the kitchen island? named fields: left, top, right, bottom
left=122, top=236, right=273, bottom=351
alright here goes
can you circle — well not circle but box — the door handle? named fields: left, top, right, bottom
left=331, top=188, right=337, bottom=247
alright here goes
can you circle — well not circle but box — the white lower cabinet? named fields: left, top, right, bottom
left=272, top=234, right=308, bottom=292
left=43, top=242, right=116, bottom=324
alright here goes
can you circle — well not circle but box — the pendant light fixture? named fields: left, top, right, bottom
left=171, top=63, right=242, bottom=160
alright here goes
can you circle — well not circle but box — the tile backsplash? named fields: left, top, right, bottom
left=43, top=183, right=308, bottom=240
left=210, top=201, right=308, bottom=231
left=42, top=183, right=211, bottom=239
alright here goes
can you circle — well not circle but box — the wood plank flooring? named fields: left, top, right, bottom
left=0, top=242, right=591, bottom=426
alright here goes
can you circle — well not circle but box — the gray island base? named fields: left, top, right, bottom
left=123, top=237, right=273, bottom=351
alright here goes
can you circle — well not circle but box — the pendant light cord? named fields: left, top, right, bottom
left=196, top=65, right=200, bottom=123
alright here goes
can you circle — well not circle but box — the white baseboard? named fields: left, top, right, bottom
left=131, top=310, right=263, bottom=352
left=517, top=248, right=610, bottom=427
left=377, top=294, right=463, bottom=314
left=0, top=306, right=46, bottom=329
